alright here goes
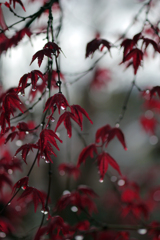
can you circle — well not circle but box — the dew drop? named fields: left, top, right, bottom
left=25, top=131, right=29, bottom=134
left=8, top=169, right=13, bottom=175
left=45, top=160, right=50, bottom=163
left=46, top=87, right=49, bottom=92
left=117, top=179, right=125, bottom=186
left=63, top=190, right=70, bottom=195
left=44, top=211, right=48, bottom=215
left=41, top=155, right=46, bottom=160
left=59, top=170, right=65, bottom=176
left=0, top=232, right=6, bottom=238
left=51, top=117, right=55, bottom=122
left=32, top=88, right=36, bottom=91
left=21, top=186, right=26, bottom=190
left=99, top=178, right=103, bottom=183
left=149, top=135, right=158, bottom=145
left=115, top=123, right=120, bottom=128
left=137, top=229, right=147, bottom=235
left=40, top=123, right=44, bottom=126
left=15, top=205, right=21, bottom=212
left=8, top=202, right=11, bottom=205
left=18, top=92, right=22, bottom=96
left=75, top=235, right=83, bottom=240
left=153, top=190, right=160, bottom=201
left=110, top=176, right=117, bottom=182
left=16, top=140, right=23, bottom=147
left=41, top=210, right=44, bottom=213
left=61, top=106, right=65, bottom=110
left=71, top=206, right=78, bottom=212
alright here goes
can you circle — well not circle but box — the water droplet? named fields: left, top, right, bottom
left=51, top=117, right=55, bottom=122
left=44, top=211, right=48, bottom=215
left=99, top=178, right=103, bottom=183
left=41, top=155, right=46, bottom=160
left=0, top=232, right=6, bottom=238
left=75, top=235, right=83, bottom=240
left=149, top=135, right=158, bottom=145
left=8, top=169, right=13, bottom=175
left=21, top=186, right=26, bottom=190
left=25, top=131, right=29, bottom=134
left=137, top=229, right=147, bottom=235
left=63, top=190, right=70, bottom=195
left=16, top=140, right=23, bottom=147
left=41, top=210, right=44, bottom=213
left=40, top=123, right=44, bottom=126
left=8, top=202, right=11, bottom=205
left=32, top=88, right=36, bottom=91
left=71, top=206, right=78, bottom=212
left=117, top=179, right=125, bottom=186
left=110, top=176, right=117, bottom=182
left=18, top=92, right=22, bottom=96
left=115, top=123, right=120, bottom=128
left=15, top=206, right=21, bottom=211
left=45, top=160, right=50, bottom=163
left=145, top=110, right=153, bottom=119
left=46, top=87, right=49, bottom=91
left=61, top=106, right=65, bottom=110
left=59, top=170, right=65, bottom=176
left=153, top=190, right=160, bottom=201
left=56, top=132, right=60, bottom=137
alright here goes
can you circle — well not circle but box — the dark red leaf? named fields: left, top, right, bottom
left=44, top=93, right=69, bottom=114
left=18, top=186, right=45, bottom=212
left=120, top=48, right=143, bottom=74
left=107, top=127, right=127, bottom=150
left=142, top=37, right=160, bottom=53
left=12, top=176, right=29, bottom=192
left=14, top=143, right=38, bottom=164
left=86, top=38, right=111, bottom=58
left=9, top=0, right=25, bottom=10
left=58, top=163, right=81, bottom=179
left=97, top=152, right=121, bottom=182
left=77, top=185, right=98, bottom=198
left=44, top=42, right=61, bottom=57
left=70, top=104, right=93, bottom=130
left=30, top=49, right=52, bottom=67
left=55, top=111, right=80, bottom=138
left=77, top=143, right=98, bottom=167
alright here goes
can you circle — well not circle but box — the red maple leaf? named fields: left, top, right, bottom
left=9, top=0, right=25, bottom=10
left=12, top=176, right=29, bottom=192
left=95, top=124, right=127, bottom=150
left=55, top=111, right=80, bottom=138
left=77, top=185, right=98, bottom=198
left=14, top=143, right=38, bottom=164
left=142, top=37, right=160, bottom=53
left=140, top=115, right=157, bottom=134
left=120, top=48, right=143, bottom=74
left=70, top=105, right=93, bottom=130
left=86, top=38, right=111, bottom=58
left=0, top=4, right=8, bottom=30
left=18, top=70, right=44, bottom=94
left=77, top=143, right=98, bottom=167
left=30, top=49, right=53, bottom=67
left=44, top=93, right=69, bottom=114
left=38, top=129, right=62, bottom=163
left=58, top=163, right=81, bottom=179
left=18, top=186, right=45, bottom=212
left=30, top=42, right=61, bottom=67
left=55, top=189, right=97, bottom=214
left=44, top=42, right=61, bottom=57
left=97, top=152, right=121, bottom=181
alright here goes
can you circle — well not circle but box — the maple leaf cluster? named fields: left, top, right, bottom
left=77, top=124, right=127, bottom=181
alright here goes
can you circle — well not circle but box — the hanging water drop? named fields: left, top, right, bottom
left=45, top=160, right=50, bottom=163
left=137, top=229, right=147, bottom=235
left=61, top=106, right=65, bottom=110
left=99, top=178, right=103, bottom=183
left=25, top=131, right=29, bottom=134
left=32, top=88, right=36, bottom=91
